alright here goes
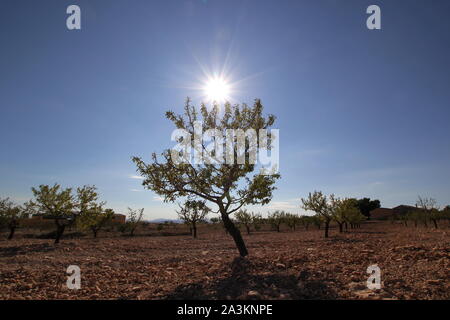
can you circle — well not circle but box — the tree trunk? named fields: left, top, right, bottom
left=221, top=211, right=248, bottom=257
left=246, top=225, right=250, bottom=235
left=55, top=224, right=65, bottom=244
left=338, top=222, right=343, bottom=233
left=324, top=220, right=330, bottom=238
left=8, top=226, right=16, bottom=240
left=344, top=222, right=348, bottom=231
left=432, top=219, right=438, bottom=229
left=93, top=228, right=98, bottom=238
left=192, top=222, right=197, bottom=238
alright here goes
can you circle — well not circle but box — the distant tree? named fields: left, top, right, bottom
left=77, top=207, right=114, bottom=238
left=209, top=216, right=221, bottom=230
left=126, top=207, right=144, bottom=236
left=311, top=215, right=323, bottom=230
left=333, top=198, right=363, bottom=232
left=268, top=210, right=286, bottom=232
left=443, top=206, right=450, bottom=224
left=75, top=186, right=113, bottom=238
left=416, top=196, right=441, bottom=229
left=177, top=199, right=209, bottom=238
left=0, top=198, right=28, bottom=240
left=301, top=191, right=337, bottom=238
left=332, top=197, right=347, bottom=233
left=29, top=184, right=76, bottom=244
left=210, top=217, right=220, bottom=224
left=356, top=198, right=381, bottom=220
left=298, top=215, right=311, bottom=230
left=251, top=212, right=263, bottom=231
left=132, top=99, right=280, bottom=256
left=407, top=210, right=421, bottom=228
left=285, top=213, right=300, bottom=231
left=345, top=206, right=366, bottom=229
left=235, top=209, right=253, bottom=235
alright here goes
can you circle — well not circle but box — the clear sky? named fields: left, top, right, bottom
left=1, top=0, right=449, bottom=219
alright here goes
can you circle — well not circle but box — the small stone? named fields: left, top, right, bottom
left=247, top=290, right=261, bottom=298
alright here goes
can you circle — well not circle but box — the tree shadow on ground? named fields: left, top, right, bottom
left=164, top=257, right=337, bottom=300
left=328, top=237, right=364, bottom=244
left=0, top=243, right=55, bottom=258
left=349, top=230, right=387, bottom=235
left=24, top=231, right=86, bottom=240
left=120, top=232, right=191, bottom=238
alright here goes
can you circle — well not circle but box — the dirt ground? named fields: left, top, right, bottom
left=0, top=221, right=448, bottom=300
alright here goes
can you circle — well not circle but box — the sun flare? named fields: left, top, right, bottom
left=203, top=77, right=231, bottom=103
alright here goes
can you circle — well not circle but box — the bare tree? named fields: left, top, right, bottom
left=416, top=196, right=440, bottom=229
left=126, top=207, right=144, bottom=236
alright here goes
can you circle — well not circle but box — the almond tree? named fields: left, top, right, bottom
left=310, top=215, right=322, bottom=230
left=126, top=207, right=144, bottom=236
left=331, top=197, right=346, bottom=233
left=0, top=197, right=28, bottom=240
left=77, top=207, right=114, bottom=238
left=29, top=184, right=107, bottom=242
left=301, top=191, right=336, bottom=238
left=285, top=213, right=300, bottom=231
left=344, top=205, right=365, bottom=229
left=268, top=210, right=286, bottom=232
left=75, top=185, right=114, bottom=238
left=177, top=199, right=209, bottom=238
left=251, top=212, right=263, bottom=231
left=235, top=209, right=253, bottom=235
left=132, top=99, right=280, bottom=257
left=29, top=184, right=75, bottom=244
left=298, top=215, right=311, bottom=230
left=332, top=198, right=361, bottom=232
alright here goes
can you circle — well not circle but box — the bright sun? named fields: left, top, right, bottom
left=203, top=77, right=231, bottom=103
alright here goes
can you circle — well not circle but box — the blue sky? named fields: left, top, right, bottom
left=1, top=0, right=449, bottom=219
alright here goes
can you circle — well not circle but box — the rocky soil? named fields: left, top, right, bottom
left=0, top=221, right=448, bottom=300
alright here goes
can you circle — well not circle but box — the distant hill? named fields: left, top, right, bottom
left=146, top=218, right=183, bottom=224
